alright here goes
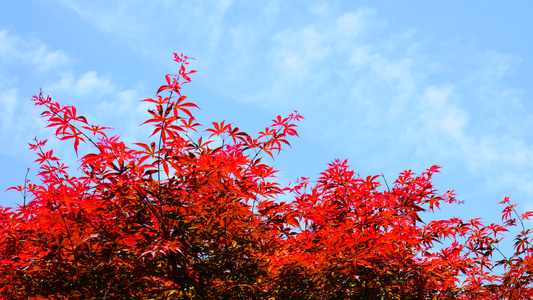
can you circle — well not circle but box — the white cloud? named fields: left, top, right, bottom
left=0, top=30, right=70, bottom=73
left=0, top=31, right=73, bottom=156
left=0, top=88, right=49, bottom=156
left=46, top=71, right=114, bottom=98
left=0, top=30, right=145, bottom=158
left=240, top=6, right=533, bottom=208
left=272, top=25, right=330, bottom=78
left=348, top=47, right=377, bottom=69
left=335, top=9, right=374, bottom=39
left=53, top=0, right=235, bottom=58
left=0, top=89, right=17, bottom=132
left=420, top=85, right=468, bottom=140
left=93, top=89, right=154, bottom=144
left=43, top=1, right=533, bottom=204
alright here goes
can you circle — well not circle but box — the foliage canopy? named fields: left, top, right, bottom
left=1, top=53, right=532, bottom=299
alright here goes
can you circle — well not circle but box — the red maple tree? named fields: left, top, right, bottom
left=1, top=53, right=532, bottom=299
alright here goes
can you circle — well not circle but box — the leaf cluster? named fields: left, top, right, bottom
left=1, top=53, right=532, bottom=299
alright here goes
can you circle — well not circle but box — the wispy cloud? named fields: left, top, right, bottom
left=0, top=29, right=150, bottom=158
left=45, top=71, right=114, bottom=98
left=0, top=88, right=18, bottom=135
left=22, top=1, right=533, bottom=205
left=0, top=30, right=70, bottom=73
left=53, top=0, right=235, bottom=59
left=0, top=31, right=71, bottom=155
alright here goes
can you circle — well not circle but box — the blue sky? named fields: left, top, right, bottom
left=1, top=1, right=532, bottom=234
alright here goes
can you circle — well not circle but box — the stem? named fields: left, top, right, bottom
left=22, top=168, right=30, bottom=207
left=381, top=173, right=390, bottom=191
left=45, top=103, right=104, bottom=153
left=36, top=145, right=83, bottom=290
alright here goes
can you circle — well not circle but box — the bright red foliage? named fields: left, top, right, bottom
left=1, top=53, right=532, bottom=299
